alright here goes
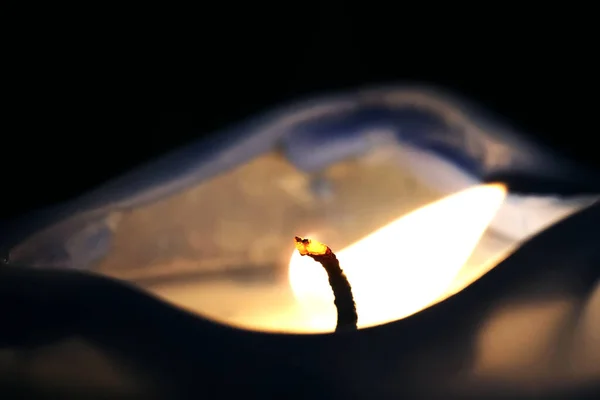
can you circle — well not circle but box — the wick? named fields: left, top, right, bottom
left=294, top=236, right=358, bottom=332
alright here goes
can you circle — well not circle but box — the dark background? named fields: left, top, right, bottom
left=2, top=13, right=597, bottom=221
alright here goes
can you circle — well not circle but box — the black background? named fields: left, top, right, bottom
left=2, top=11, right=597, bottom=221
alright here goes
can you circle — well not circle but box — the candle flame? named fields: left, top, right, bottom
left=289, top=183, right=507, bottom=331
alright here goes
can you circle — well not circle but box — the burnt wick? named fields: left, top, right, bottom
left=294, top=236, right=358, bottom=332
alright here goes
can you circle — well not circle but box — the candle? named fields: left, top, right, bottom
left=3, top=87, right=599, bottom=398
left=7, top=152, right=594, bottom=336
left=4, top=88, right=597, bottom=336
left=9, top=165, right=591, bottom=335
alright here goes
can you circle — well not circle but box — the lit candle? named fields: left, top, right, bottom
left=4, top=88, right=596, bottom=337
left=7, top=155, right=592, bottom=336
left=141, top=183, right=508, bottom=333
left=289, top=183, right=507, bottom=332
left=2, top=87, right=598, bottom=398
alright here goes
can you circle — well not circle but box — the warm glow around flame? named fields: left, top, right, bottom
left=289, top=183, right=507, bottom=331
